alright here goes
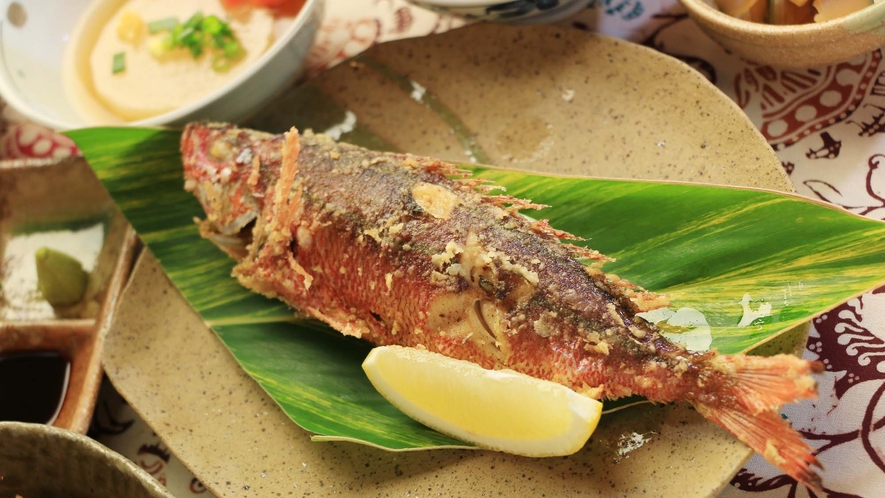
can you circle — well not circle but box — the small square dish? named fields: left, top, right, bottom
left=0, top=156, right=138, bottom=433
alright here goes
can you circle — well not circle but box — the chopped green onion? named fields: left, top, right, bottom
left=151, top=11, right=244, bottom=72
left=202, top=15, right=223, bottom=34
left=186, top=41, right=204, bottom=58
left=180, top=11, right=204, bottom=36
left=112, top=52, right=125, bottom=74
left=222, top=40, right=242, bottom=58
left=211, top=54, right=230, bottom=72
left=147, top=17, right=177, bottom=34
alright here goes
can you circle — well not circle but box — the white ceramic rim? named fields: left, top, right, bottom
left=681, top=0, right=885, bottom=34
left=0, top=0, right=320, bottom=130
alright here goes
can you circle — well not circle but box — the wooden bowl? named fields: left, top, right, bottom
left=680, top=0, right=885, bottom=68
left=0, top=421, right=171, bottom=498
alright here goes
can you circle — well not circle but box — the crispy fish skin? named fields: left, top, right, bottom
left=182, top=122, right=823, bottom=489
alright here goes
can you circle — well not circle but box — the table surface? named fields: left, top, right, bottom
left=3, top=1, right=883, bottom=497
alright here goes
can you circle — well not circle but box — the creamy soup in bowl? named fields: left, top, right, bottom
left=0, top=0, right=322, bottom=129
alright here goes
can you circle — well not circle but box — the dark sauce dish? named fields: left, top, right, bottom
left=0, top=351, right=70, bottom=424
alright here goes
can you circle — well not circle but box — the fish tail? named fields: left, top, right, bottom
left=701, top=405, right=822, bottom=491
left=695, top=354, right=824, bottom=491
left=724, top=353, right=823, bottom=411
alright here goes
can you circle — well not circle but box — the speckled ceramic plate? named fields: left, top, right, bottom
left=102, top=24, right=800, bottom=497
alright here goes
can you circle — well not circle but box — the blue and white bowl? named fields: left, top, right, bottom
left=408, top=0, right=591, bottom=24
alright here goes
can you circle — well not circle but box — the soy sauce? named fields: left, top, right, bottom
left=0, top=352, right=70, bottom=424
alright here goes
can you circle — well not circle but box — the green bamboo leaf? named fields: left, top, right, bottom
left=467, top=168, right=885, bottom=354
left=66, top=125, right=885, bottom=451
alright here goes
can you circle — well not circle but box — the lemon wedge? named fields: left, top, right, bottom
left=362, top=345, right=603, bottom=457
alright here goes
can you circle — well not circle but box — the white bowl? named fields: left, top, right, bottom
left=408, top=0, right=590, bottom=24
left=0, top=0, right=324, bottom=130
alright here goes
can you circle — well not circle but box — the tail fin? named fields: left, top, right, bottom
left=694, top=354, right=824, bottom=491
left=725, top=353, right=822, bottom=414
left=701, top=403, right=822, bottom=491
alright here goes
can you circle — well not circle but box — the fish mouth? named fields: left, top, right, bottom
left=201, top=216, right=256, bottom=261
left=186, top=175, right=260, bottom=261
left=182, top=122, right=268, bottom=261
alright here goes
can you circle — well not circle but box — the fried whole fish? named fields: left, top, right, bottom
left=182, top=122, right=823, bottom=489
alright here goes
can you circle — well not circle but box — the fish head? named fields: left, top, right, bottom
left=181, top=122, right=281, bottom=259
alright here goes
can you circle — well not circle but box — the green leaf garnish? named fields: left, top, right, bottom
left=66, top=121, right=885, bottom=450
left=147, top=17, right=177, bottom=34
left=112, top=52, right=125, bottom=74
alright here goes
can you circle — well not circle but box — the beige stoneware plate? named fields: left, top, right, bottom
left=102, top=24, right=800, bottom=497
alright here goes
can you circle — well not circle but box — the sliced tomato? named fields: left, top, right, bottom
left=221, top=0, right=252, bottom=7
left=251, top=0, right=291, bottom=6
left=222, top=0, right=306, bottom=15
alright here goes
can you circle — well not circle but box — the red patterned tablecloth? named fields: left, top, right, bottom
left=12, top=1, right=883, bottom=497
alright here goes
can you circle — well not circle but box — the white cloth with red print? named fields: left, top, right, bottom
left=12, top=1, right=882, bottom=497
